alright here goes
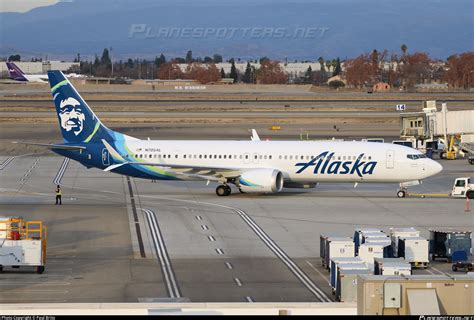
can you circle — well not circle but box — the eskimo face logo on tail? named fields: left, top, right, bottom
left=295, top=151, right=377, bottom=177
left=59, top=98, right=85, bottom=136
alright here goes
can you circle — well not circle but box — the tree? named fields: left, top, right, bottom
left=317, top=56, right=326, bottom=73
left=8, top=54, right=21, bottom=61
left=220, top=68, right=226, bottom=79
left=213, top=54, right=223, bottom=63
left=305, top=66, right=313, bottom=83
left=328, top=80, right=345, bottom=89
left=93, top=55, right=100, bottom=67
left=184, top=63, right=220, bottom=84
left=332, top=58, right=342, bottom=76
left=399, top=52, right=432, bottom=90
left=203, top=56, right=213, bottom=63
left=155, top=54, right=166, bottom=68
left=256, top=60, right=288, bottom=84
left=185, top=50, right=193, bottom=63
left=100, top=48, right=111, bottom=68
left=230, top=59, right=238, bottom=83
left=444, top=52, right=474, bottom=89
left=158, top=62, right=184, bottom=79
left=259, top=56, right=270, bottom=64
left=401, top=44, right=408, bottom=56
left=243, top=62, right=253, bottom=83
left=344, top=54, right=372, bottom=88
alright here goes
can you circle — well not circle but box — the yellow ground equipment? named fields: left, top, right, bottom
left=441, top=135, right=460, bottom=160
left=0, top=216, right=47, bottom=274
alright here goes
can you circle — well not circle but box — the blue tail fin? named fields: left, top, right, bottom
left=48, top=71, right=116, bottom=144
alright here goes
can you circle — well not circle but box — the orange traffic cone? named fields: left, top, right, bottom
left=466, top=197, right=471, bottom=212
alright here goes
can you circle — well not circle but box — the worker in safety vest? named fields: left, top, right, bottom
left=55, top=185, right=62, bottom=205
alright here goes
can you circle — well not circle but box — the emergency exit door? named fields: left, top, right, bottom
left=386, top=150, right=395, bottom=169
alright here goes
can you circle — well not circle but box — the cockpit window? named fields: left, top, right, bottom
left=407, top=154, right=427, bottom=160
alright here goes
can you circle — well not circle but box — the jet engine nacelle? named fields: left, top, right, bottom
left=237, top=169, right=284, bottom=193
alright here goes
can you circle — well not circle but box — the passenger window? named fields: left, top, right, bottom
left=199, top=155, right=202, bottom=159
left=284, top=156, right=287, bottom=160
left=239, top=155, right=243, bottom=159
left=224, top=155, right=227, bottom=159
left=219, top=155, right=222, bottom=159
left=245, top=155, right=248, bottom=159
left=264, top=155, right=267, bottom=159
left=269, top=155, right=272, bottom=160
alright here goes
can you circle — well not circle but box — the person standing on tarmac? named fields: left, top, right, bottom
left=55, top=185, right=62, bottom=205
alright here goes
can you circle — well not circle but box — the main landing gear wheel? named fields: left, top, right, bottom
left=216, top=185, right=231, bottom=196
left=397, top=190, right=406, bottom=198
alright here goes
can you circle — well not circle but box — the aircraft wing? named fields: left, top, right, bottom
left=104, top=161, right=243, bottom=180
left=12, top=141, right=86, bottom=150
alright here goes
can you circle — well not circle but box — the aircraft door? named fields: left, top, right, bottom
left=102, top=148, right=110, bottom=166
left=386, top=150, right=394, bottom=169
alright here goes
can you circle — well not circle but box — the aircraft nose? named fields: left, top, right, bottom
left=428, top=159, right=443, bottom=176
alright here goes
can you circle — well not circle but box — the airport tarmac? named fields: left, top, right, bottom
left=0, top=154, right=472, bottom=303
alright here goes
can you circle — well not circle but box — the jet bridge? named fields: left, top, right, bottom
left=399, top=101, right=474, bottom=158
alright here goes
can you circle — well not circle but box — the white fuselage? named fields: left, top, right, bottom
left=25, top=74, right=48, bottom=83
left=123, top=140, right=442, bottom=183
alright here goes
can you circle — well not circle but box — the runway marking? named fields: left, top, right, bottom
left=130, top=194, right=333, bottom=302
left=233, top=208, right=332, bottom=302
left=195, top=215, right=202, bottom=221
left=245, top=296, right=254, bottom=303
left=305, top=260, right=330, bottom=284
left=201, top=225, right=209, bottom=231
left=19, top=157, right=40, bottom=185
left=208, top=235, right=216, bottom=242
left=126, top=177, right=146, bottom=258
left=53, top=157, right=70, bottom=185
left=425, top=268, right=435, bottom=275
left=0, top=157, right=15, bottom=170
left=143, top=208, right=182, bottom=299
left=234, top=278, right=243, bottom=287
left=225, top=262, right=233, bottom=270
left=430, top=266, right=447, bottom=275
left=215, top=248, right=225, bottom=255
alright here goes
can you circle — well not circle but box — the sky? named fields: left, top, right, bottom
left=0, top=0, right=59, bottom=13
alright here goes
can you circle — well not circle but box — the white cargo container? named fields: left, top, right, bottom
left=380, top=262, right=412, bottom=276
left=353, top=228, right=384, bottom=254
left=358, top=243, right=385, bottom=271
left=320, top=233, right=342, bottom=262
left=324, top=237, right=354, bottom=269
left=330, top=257, right=364, bottom=289
left=336, top=269, right=372, bottom=302
left=389, top=227, right=420, bottom=258
left=334, top=263, right=368, bottom=293
left=398, top=236, right=429, bottom=268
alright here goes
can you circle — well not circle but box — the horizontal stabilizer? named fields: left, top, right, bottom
left=12, top=141, right=86, bottom=150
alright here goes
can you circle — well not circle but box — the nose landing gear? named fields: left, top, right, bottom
left=397, top=189, right=406, bottom=198
left=216, top=185, right=232, bottom=196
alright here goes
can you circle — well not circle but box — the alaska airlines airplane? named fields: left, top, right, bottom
left=17, top=71, right=442, bottom=197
